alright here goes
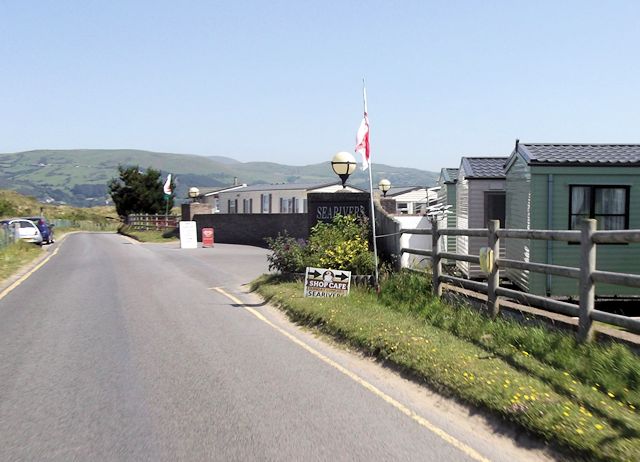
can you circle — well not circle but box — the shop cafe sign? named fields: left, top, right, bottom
left=304, top=267, right=351, bottom=297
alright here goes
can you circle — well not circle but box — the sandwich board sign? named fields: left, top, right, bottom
left=304, top=267, right=351, bottom=297
left=179, top=221, right=198, bottom=249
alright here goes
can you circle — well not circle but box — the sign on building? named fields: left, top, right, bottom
left=304, top=267, right=352, bottom=297
left=307, top=192, right=370, bottom=228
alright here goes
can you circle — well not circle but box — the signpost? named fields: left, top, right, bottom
left=304, top=266, right=351, bottom=297
left=179, top=221, right=198, bottom=249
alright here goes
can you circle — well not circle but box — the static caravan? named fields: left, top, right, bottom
left=383, top=186, right=438, bottom=215
left=456, top=157, right=507, bottom=278
left=216, top=182, right=363, bottom=214
left=504, top=143, right=640, bottom=297
left=437, top=168, right=458, bottom=253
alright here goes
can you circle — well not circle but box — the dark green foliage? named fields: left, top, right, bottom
left=108, top=165, right=174, bottom=218
left=265, top=233, right=307, bottom=273
left=265, top=214, right=376, bottom=274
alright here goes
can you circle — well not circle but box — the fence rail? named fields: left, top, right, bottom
left=127, top=214, right=178, bottom=230
left=401, top=219, right=640, bottom=342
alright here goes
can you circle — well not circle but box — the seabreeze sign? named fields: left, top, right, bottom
left=304, top=267, right=352, bottom=297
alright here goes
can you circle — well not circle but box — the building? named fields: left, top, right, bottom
left=456, top=157, right=507, bottom=278
left=504, top=142, right=640, bottom=296
left=216, top=182, right=364, bottom=214
left=382, top=186, right=440, bottom=215
left=195, top=184, right=248, bottom=213
left=437, top=168, right=458, bottom=253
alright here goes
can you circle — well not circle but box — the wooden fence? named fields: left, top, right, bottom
left=401, top=219, right=640, bottom=342
left=127, top=214, right=179, bottom=230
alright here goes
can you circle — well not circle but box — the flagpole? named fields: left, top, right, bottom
left=363, top=78, right=380, bottom=290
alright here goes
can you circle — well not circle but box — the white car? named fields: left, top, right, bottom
left=1, top=218, right=44, bottom=244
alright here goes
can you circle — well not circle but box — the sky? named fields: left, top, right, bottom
left=1, top=1, right=639, bottom=172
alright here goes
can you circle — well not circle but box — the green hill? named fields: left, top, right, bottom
left=0, top=149, right=440, bottom=206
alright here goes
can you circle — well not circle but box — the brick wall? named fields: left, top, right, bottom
left=193, top=213, right=308, bottom=247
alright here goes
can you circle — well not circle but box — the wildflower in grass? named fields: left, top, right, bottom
left=594, top=424, right=604, bottom=430
left=607, top=392, right=615, bottom=398
left=576, top=428, right=584, bottom=435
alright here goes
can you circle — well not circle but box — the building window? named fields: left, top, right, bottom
left=280, top=197, right=295, bottom=213
left=228, top=199, right=237, bottom=214
left=261, top=193, right=272, bottom=213
left=397, top=202, right=409, bottom=214
left=569, top=185, right=629, bottom=230
left=243, top=198, right=252, bottom=213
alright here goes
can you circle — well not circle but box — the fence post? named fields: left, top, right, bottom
left=432, top=218, right=442, bottom=297
left=578, top=219, right=596, bottom=342
left=487, top=219, right=501, bottom=319
left=394, top=220, right=402, bottom=272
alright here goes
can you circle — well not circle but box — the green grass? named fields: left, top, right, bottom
left=0, top=240, right=44, bottom=282
left=118, top=225, right=178, bottom=243
left=253, top=272, right=640, bottom=462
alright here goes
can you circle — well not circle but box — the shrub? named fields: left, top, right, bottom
left=265, top=215, right=376, bottom=275
left=265, top=232, right=306, bottom=273
left=306, top=214, right=375, bottom=274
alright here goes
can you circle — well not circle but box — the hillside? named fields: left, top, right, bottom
left=0, top=149, right=440, bottom=206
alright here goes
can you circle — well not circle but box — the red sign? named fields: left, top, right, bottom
left=202, top=228, right=214, bottom=248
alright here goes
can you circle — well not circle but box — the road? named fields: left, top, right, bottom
left=0, top=233, right=554, bottom=461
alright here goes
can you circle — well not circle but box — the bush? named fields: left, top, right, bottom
left=265, top=233, right=307, bottom=273
left=265, top=214, right=376, bottom=274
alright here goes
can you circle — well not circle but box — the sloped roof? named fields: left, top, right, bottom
left=460, top=157, right=507, bottom=179
left=199, top=184, right=246, bottom=196
left=440, top=168, right=459, bottom=183
left=235, top=181, right=365, bottom=192
left=386, top=186, right=423, bottom=197
left=517, top=143, right=640, bottom=166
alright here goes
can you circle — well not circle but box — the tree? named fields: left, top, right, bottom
left=108, top=165, right=174, bottom=218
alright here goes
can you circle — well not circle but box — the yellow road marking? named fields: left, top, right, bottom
left=0, top=246, right=61, bottom=302
left=213, top=286, right=491, bottom=462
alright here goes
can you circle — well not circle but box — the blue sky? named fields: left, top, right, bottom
left=1, top=1, right=639, bottom=172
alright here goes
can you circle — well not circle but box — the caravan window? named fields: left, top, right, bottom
left=570, top=186, right=629, bottom=230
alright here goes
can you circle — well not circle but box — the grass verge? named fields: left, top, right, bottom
left=0, top=241, right=44, bottom=282
left=118, top=225, right=178, bottom=243
left=253, top=272, right=640, bottom=462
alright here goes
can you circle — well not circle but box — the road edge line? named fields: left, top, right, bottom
left=0, top=246, right=61, bottom=302
left=213, top=286, right=491, bottom=462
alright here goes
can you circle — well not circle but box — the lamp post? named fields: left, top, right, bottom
left=188, top=187, right=200, bottom=203
left=378, top=179, right=391, bottom=197
left=331, top=151, right=357, bottom=188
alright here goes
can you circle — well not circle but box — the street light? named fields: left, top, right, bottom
left=188, top=187, right=200, bottom=203
left=378, top=179, right=391, bottom=197
left=331, top=151, right=357, bottom=188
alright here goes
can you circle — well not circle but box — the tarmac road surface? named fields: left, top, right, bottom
left=0, top=233, right=556, bottom=461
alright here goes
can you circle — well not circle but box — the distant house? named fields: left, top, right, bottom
left=437, top=168, right=458, bottom=253
left=196, top=184, right=248, bottom=213
left=216, top=182, right=364, bottom=214
left=505, top=143, right=640, bottom=296
left=456, top=157, right=508, bottom=278
left=382, top=186, right=439, bottom=215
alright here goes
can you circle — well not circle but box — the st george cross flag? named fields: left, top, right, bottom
left=163, top=174, right=172, bottom=196
left=355, top=114, right=370, bottom=170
